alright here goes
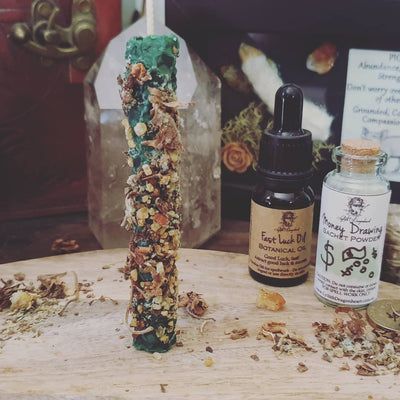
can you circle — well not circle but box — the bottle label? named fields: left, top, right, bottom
left=248, top=200, right=314, bottom=279
left=315, top=184, right=391, bottom=307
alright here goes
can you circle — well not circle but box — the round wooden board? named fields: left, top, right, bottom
left=0, top=249, right=399, bottom=400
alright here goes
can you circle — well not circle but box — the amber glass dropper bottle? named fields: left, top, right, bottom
left=248, top=84, right=315, bottom=287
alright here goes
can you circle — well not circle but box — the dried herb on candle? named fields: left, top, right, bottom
left=118, top=35, right=181, bottom=353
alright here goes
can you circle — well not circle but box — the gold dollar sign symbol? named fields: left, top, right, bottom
left=320, top=240, right=334, bottom=271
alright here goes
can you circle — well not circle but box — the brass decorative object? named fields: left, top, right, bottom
left=9, top=0, right=96, bottom=70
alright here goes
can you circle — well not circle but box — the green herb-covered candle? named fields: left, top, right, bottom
left=118, top=35, right=181, bottom=353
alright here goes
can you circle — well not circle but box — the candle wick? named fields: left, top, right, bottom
left=146, top=0, right=155, bottom=36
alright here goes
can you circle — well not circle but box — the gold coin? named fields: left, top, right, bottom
left=367, top=299, right=400, bottom=332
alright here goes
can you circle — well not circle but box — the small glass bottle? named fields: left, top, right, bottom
left=248, top=84, right=314, bottom=287
left=314, top=139, right=391, bottom=308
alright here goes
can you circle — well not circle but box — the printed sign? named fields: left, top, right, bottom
left=342, top=49, right=400, bottom=182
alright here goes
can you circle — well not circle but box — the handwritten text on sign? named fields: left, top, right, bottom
left=342, top=49, right=400, bottom=182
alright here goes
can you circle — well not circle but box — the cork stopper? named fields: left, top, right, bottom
left=341, top=139, right=380, bottom=157
left=339, top=139, right=381, bottom=174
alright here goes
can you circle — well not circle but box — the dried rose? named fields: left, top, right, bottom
left=221, top=142, right=253, bottom=173
left=130, top=63, right=151, bottom=84
left=178, top=291, right=208, bottom=317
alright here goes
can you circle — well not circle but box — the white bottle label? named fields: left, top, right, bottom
left=314, top=184, right=391, bottom=307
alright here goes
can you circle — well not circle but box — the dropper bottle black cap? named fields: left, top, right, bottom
left=257, top=83, right=313, bottom=184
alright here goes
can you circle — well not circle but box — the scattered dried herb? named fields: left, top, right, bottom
left=88, top=295, right=119, bottom=306
left=38, top=273, right=68, bottom=299
left=339, top=362, right=350, bottom=371
left=0, top=279, right=21, bottom=311
left=356, top=363, right=379, bottom=376
left=204, top=357, right=214, bottom=367
left=313, top=308, right=400, bottom=375
left=258, top=321, right=316, bottom=354
left=13, top=273, right=25, bottom=282
left=297, top=362, right=308, bottom=373
left=322, top=352, right=333, bottom=363
left=0, top=271, right=80, bottom=343
left=226, top=328, right=249, bottom=340
left=200, top=319, right=214, bottom=334
left=205, top=346, right=213, bottom=353
left=160, top=384, right=168, bottom=393
left=250, top=354, right=260, bottom=362
left=51, top=239, right=80, bottom=254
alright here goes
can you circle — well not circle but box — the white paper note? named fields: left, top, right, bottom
left=342, top=49, right=400, bottom=182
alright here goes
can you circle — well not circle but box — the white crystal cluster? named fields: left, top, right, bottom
left=84, top=19, right=221, bottom=248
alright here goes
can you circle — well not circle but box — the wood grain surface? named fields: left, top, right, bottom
left=0, top=249, right=399, bottom=400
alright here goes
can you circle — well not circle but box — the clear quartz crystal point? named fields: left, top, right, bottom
left=84, top=18, right=221, bottom=248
